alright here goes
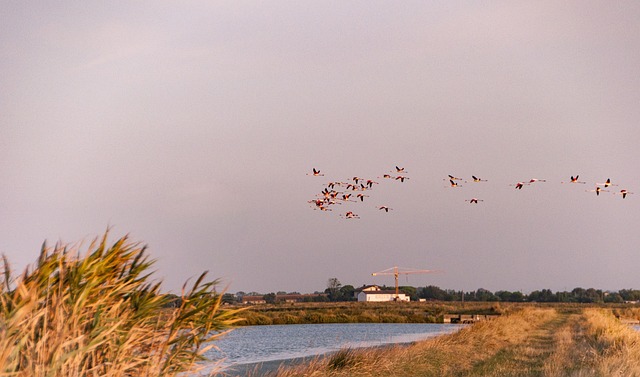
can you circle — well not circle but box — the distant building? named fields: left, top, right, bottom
left=353, top=284, right=381, bottom=298
left=241, top=293, right=327, bottom=304
left=241, top=295, right=267, bottom=304
left=357, top=290, right=409, bottom=302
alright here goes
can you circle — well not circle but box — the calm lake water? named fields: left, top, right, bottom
left=201, top=323, right=463, bottom=374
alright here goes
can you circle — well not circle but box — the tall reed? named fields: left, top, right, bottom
left=0, top=232, right=242, bottom=377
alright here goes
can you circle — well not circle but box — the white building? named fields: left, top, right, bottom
left=356, top=288, right=410, bottom=302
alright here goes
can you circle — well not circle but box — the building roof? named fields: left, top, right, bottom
left=360, top=290, right=404, bottom=295
left=355, top=285, right=382, bottom=292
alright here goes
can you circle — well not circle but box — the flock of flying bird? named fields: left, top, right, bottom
left=307, top=167, right=634, bottom=219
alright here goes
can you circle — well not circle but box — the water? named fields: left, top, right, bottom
left=202, top=323, right=462, bottom=373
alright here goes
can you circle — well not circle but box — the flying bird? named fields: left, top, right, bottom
left=471, top=175, right=487, bottom=182
left=511, top=182, right=529, bottom=189
left=356, top=193, right=369, bottom=202
left=395, top=176, right=410, bottom=182
left=394, top=166, right=407, bottom=173
left=614, top=189, right=633, bottom=199
left=378, top=206, right=393, bottom=212
left=449, top=179, right=462, bottom=188
left=562, top=175, right=586, bottom=184
left=596, top=178, right=617, bottom=188
left=341, top=211, right=360, bottom=219
left=465, top=198, right=483, bottom=204
left=307, top=168, right=324, bottom=176
left=586, top=187, right=609, bottom=196
left=528, top=178, right=546, bottom=183
left=308, top=199, right=324, bottom=208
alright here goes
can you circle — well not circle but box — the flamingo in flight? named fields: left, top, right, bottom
left=356, top=193, right=369, bottom=202
left=307, top=168, right=324, bottom=176
left=365, top=179, right=378, bottom=188
left=308, top=199, right=324, bottom=207
left=378, top=206, right=393, bottom=212
left=465, top=198, right=484, bottom=204
left=471, top=175, right=487, bottom=182
left=511, top=181, right=529, bottom=189
left=561, top=175, right=586, bottom=184
left=528, top=178, right=546, bottom=183
left=341, top=211, right=360, bottom=219
left=379, top=174, right=393, bottom=179
left=586, top=187, right=609, bottom=196
left=596, top=178, right=617, bottom=188
left=448, top=179, right=463, bottom=188
left=395, top=176, right=410, bottom=182
left=394, top=166, right=407, bottom=173
left=447, top=174, right=464, bottom=181
left=614, top=189, right=634, bottom=199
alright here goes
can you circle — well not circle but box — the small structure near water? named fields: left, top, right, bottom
left=443, top=314, right=500, bottom=324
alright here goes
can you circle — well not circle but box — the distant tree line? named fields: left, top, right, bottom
left=414, top=286, right=640, bottom=303
left=223, top=281, right=640, bottom=304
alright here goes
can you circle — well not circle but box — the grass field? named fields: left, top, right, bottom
left=236, top=300, right=640, bottom=326
left=236, top=301, right=505, bottom=325
left=250, top=306, right=640, bottom=377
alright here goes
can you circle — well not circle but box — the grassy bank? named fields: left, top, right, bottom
left=236, top=301, right=640, bottom=326
left=255, top=307, right=640, bottom=376
left=236, top=301, right=505, bottom=325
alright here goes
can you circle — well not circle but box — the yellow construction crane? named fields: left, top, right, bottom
left=371, top=266, right=440, bottom=300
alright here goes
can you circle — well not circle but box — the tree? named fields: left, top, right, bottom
left=475, top=288, right=498, bottom=302
left=221, top=293, right=237, bottom=304
left=605, top=293, right=624, bottom=303
left=619, top=289, right=640, bottom=302
left=584, top=288, right=602, bottom=303
left=399, top=286, right=418, bottom=301
left=528, top=289, right=556, bottom=302
left=420, top=286, right=441, bottom=300
left=325, top=278, right=342, bottom=301
left=339, top=285, right=356, bottom=301
left=263, top=292, right=276, bottom=304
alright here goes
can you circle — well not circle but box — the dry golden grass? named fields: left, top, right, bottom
left=0, top=232, right=243, bottom=377
left=263, top=307, right=553, bottom=377
left=261, top=307, right=640, bottom=377
left=582, top=308, right=640, bottom=376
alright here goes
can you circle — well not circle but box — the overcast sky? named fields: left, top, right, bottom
left=2, top=2, right=640, bottom=295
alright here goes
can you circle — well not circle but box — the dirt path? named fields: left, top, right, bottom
left=466, top=310, right=587, bottom=377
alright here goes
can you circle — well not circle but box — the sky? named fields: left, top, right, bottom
left=2, top=2, right=640, bottom=295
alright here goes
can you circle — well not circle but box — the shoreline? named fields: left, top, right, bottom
left=215, top=340, right=431, bottom=377
left=219, top=355, right=319, bottom=377
left=211, top=326, right=464, bottom=377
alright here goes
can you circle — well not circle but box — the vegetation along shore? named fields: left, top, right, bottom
left=240, top=307, right=640, bottom=377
